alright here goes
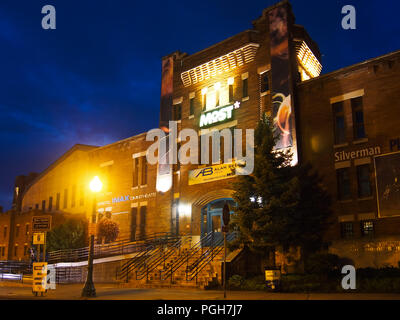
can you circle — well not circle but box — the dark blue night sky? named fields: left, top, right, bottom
left=0, top=0, right=399, bottom=209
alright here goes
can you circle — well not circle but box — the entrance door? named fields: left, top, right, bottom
left=208, top=208, right=223, bottom=244
left=201, top=198, right=235, bottom=246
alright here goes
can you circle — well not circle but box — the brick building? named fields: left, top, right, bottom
left=1, top=0, right=399, bottom=267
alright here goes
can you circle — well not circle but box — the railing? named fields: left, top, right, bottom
left=186, top=232, right=237, bottom=283
left=117, top=235, right=183, bottom=282
left=48, top=232, right=176, bottom=263
left=160, top=232, right=216, bottom=282
left=0, top=260, right=32, bottom=275
left=135, top=236, right=192, bottom=281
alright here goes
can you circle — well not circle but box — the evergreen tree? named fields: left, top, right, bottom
left=230, top=116, right=332, bottom=267
left=47, top=217, right=88, bottom=252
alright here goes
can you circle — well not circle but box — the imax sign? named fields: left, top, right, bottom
left=199, top=102, right=240, bottom=128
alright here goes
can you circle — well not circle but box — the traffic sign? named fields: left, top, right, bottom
left=32, top=215, right=52, bottom=232
left=33, top=232, right=45, bottom=244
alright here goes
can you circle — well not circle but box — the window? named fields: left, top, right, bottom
left=130, top=207, right=137, bottom=242
left=56, top=193, right=60, bottom=210
left=202, top=92, right=207, bottom=110
left=133, top=157, right=139, bottom=188
left=337, top=168, right=351, bottom=200
left=1, top=246, right=4, bottom=257
left=357, top=164, right=372, bottom=198
left=260, top=72, right=270, bottom=93
left=25, top=224, right=29, bottom=235
left=229, top=83, right=233, bottom=103
left=49, top=196, right=53, bottom=211
left=189, top=97, right=195, bottom=116
left=63, top=189, right=68, bottom=209
left=351, top=97, right=366, bottom=139
left=24, top=245, right=28, bottom=256
left=35, top=204, right=39, bottom=210
left=3, top=226, right=7, bottom=238
left=71, top=185, right=76, bottom=208
left=139, top=206, right=147, bottom=239
left=242, top=78, right=248, bottom=98
left=332, top=102, right=346, bottom=144
left=174, top=103, right=182, bottom=121
left=79, top=187, right=85, bottom=206
left=14, top=245, right=18, bottom=257
left=340, top=222, right=354, bottom=238
left=42, top=200, right=46, bottom=212
left=361, top=220, right=374, bottom=237
left=141, top=156, right=147, bottom=185
left=215, top=85, right=220, bottom=107
left=15, top=225, right=20, bottom=237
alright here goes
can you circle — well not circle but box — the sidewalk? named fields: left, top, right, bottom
left=1, top=282, right=400, bottom=300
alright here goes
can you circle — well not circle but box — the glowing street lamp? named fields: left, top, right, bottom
left=82, top=176, right=102, bottom=298
left=89, top=176, right=103, bottom=193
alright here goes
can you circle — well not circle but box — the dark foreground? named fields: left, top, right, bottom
left=1, top=282, right=400, bottom=300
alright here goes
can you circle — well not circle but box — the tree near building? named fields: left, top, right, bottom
left=97, top=218, right=119, bottom=243
left=230, top=115, right=332, bottom=269
left=47, top=216, right=88, bottom=252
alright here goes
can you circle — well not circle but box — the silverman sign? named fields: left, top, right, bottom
left=199, top=101, right=240, bottom=129
left=334, top=146, right=381, bottom=162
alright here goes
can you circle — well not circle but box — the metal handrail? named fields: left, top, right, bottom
left=186, top=232, right=237, bottom=282
left=160, top=232, right=215, bottom=281
left=118, top=235, right=181, bottom=282
left=135, top=236, right=191, bottom=281
left=48, top=232, right=175, bottom=263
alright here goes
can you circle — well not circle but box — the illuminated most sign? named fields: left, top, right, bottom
left=199, top=102, right=240, bottom=128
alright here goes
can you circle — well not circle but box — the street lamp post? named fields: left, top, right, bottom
left=82, top=176, right=102, bottom=298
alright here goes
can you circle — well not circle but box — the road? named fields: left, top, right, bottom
left=1, top=282, right=400, bottom=300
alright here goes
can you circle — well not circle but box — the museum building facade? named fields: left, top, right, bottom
left=1, top=1, right=400, bottom=267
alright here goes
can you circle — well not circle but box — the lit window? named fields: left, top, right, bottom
left=361, top=220, right=374, bottom=236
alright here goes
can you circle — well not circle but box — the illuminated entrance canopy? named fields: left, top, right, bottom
left=199, top=101, right=240, bottom=128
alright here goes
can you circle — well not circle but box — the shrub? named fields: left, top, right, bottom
left=304, top=253, right=341, bottom=276
left=228, top=275, right=244, bottom=289
left=47, top=217, right=87, bottom=252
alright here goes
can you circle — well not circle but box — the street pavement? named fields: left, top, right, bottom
left=1, top=281, right=400, bottom=300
